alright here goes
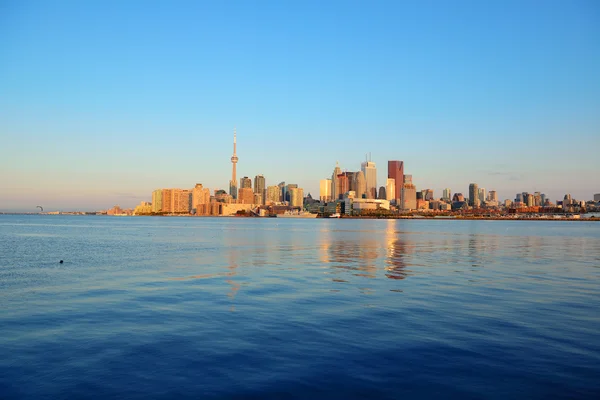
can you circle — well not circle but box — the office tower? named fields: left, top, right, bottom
left=229, top=129, right=238, bottom=199
left=320, top=179, right=332, bottom=202
left=285, top=184, right=298, bottom=202
left=337, top=173, right=349, bottom=198
left=478, top=188, right=486, bottom=204
left=152, top=189, right=163, bottom=213
left=422, top=189, right=434, bottom=201
left=253, top=193, right=262, bottom=205
left=443, top=188, right=451, bottom=201
left=469, top=183, right=480, bottom=207
left=516, top=193, right=523, bottom=203
left=526, top=193, right=534, bottom=207
left=278, top=182, right=286, bottom=203
left=401, top=175, right=416, bottom=210
left=361, top=160, right=377, bottom=199
left=238, top=187, right=254, bottom=204
left=266, top=186, right=281, bottom=205
left=290, top=187, right=304, bottom=207
left=254, top=175, right=265, bottom=195
left=388, top=160, right=404, bottom=203
left=386, top=178, right=396, bottom=202
left=355, top=170, right=366, bottom=199
left=378, top=186, right=386, bottom=200
left=346, top=172, right=357, bottom=193
left=541, top=193, right=547, bottom=205
left=489, top=190, right=498, bottom=202
left=240, top=176, right=252, bottom=190
left=594, top=194, right=600, bottom=202
left=563, top=194, right=572, bottom=205
left=331, top=162, right=342, bottom=200
left=534, top=192, right=542, bottom=207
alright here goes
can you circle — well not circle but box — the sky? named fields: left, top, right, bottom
left=1, top=0, right=599, bottom=211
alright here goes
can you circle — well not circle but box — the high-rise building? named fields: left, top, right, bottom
left=240, top=176, right=252, bottom=190
left=192, top=183, right=207, bottom=213
left=452, top=193, right=465, bottom=202
left=478, top=188, right=486, bottom=204
left=266, top=186, right=281, bottom=205
left=230, top=129, right=238, bottom=199
left=563, top=194, right=572, bottom=206
left=361, top=161, right=377, bottom=199
left=516, top=193, right=523, bottom=203
left=152, top=189, right=163, bottom=213
left=354, top=170, right=366, bottom=199
left=320, top=179, right=332, bottom=203
left=469, top=183, right=480, bottom=208
left=254, top=175, right=265, bottom=196
left=378, top=186, right=386, bottom=200
left=162, top=189, right=173, bottom=213
left=422, top=189, right=434, bottom=201
left=489, top=190, right=498, bottom=202
left=534, top=192, right=542, bottom=207
left=285, top=184, right=298, bottom=202
left=526, top=193, right=534, bottom=207
left=401, top=175, right=416, bottom=210
left=541, top=193, right=547, bottom=205
left=290, top=187, right=304, bottom=208
left=443, top=188, right=451, bottom=201
left=173, top=189, right=192, bottom=213
left=594, top=194, right=600, bottom=202
left=388, top=160, right=404, bottom=203
left=331, top=162, right=342, bottom=200
left=278, top=182, right=286, bottom=203
left=346, top=172, right=357, bottom=193
left=337, top=173, right=349, bottom=197
left=386, top=178, right=396, bottom=202
left=238, top=187, right=254, bottom=204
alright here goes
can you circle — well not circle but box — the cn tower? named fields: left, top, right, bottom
left=229, top=128, right=238, bottom=199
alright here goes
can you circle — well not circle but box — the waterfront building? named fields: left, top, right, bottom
left=378, top=186, right=386, bottom=200
left=388, top=160, right=404, bottom=203
left=192, top=184, right=208, bottom=213
left=386, top=178, right=396, bottom=202
left=331, top=162, right=342, bottom=200
left=290, top=187, right=304, bottom=207
left=285, top=184, right=298, bottom=202
left=266, top=186, right=281, bottom=205
left=354, top=170, right=366, bottom=199
left=320, top=179, right=332, bottom=203
left=469, top=183, right=480, bottom=208
left=478, top=188, right=486, bottom=204
left=162, top=189, right=173, bottom=213
left=230, top=129, right=238, bottom=200
left=238, top=187, right=254, bottom=204
left=401, top=175, right=416, bottom=210
left=337, top=173, right=349, bottom=198
left=347, top=198, right=391, bottom=215
left=442, top=188, right=451, bottom=201
left=133, top=201, right=152, bottom=215
left=361, top=160, right=377, bottom=199
left=240, top=176, right=252, bottom=190
left=151, top=189, right=163, bottom=213
left=254, top=175, right=265, bottom=196
left=174, top=189, right=192, bottom=213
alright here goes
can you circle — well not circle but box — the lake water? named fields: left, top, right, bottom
left=1, top=215, right=599, bottom=399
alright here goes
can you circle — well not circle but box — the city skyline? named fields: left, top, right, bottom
left=1, top=1, right=599, bottom=211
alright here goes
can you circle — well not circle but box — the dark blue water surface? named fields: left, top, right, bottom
left=1, top=215, right=600, bottom=399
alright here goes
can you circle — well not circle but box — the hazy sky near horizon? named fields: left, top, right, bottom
left=1, top=0, right=599, bottom=211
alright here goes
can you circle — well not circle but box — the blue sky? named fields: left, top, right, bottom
left=1, top=0, right=599, bottom=211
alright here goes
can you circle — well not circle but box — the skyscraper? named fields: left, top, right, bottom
left=320, top=179, right=332, bottom=202
left=254, top=175, right=265, bottom=196
left=229, top=129, right=238, bottom=200
left=401, top=175, right=416, bottom=210
left=469, top=183, right=480, bottom=208
left=386, top=178, right=396, bottom=202
left=240, top=176, right=252, bottom=190
left=266, top=186, right=281, bottom=205
left=489, top=190, right=498, bottom=202
left=355, top=170, right=366, bottom=199
left=337, top=173, right=349, bottom=198
left=442, top=188, right=451, bottom=201
left=331, top=162, right=341, bottom=200
left=478, top=188, right=486, bottom=204
left=290, top=187, right=304, bottom=208
left=378, top=186, right=386, bottom=200
left=285, top=184, right=298, bottom=202
left=152, top=189, right=163, bottom=213
left=361, top=160, right=377, bottom=199
left=388, top=160, right=404, bottom=203
left=238, top=188, right=254, bottom=204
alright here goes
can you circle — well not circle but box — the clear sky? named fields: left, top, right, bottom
left=1, top=0, right=599, bottom=211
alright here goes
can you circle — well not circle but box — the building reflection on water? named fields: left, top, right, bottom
left=384, top=220, right=412, bottom=280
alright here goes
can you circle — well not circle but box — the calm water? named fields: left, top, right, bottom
left=1, top=216, right=599, bottom=399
